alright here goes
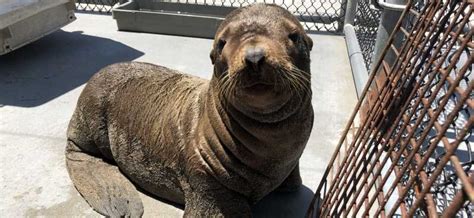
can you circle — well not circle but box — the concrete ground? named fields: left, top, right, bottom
left=0, top=13, right=357, bottom=217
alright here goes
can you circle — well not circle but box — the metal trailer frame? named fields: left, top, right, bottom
left=0, top=0, right=76, bottom=55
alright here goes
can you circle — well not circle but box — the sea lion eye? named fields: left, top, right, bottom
left=288, top=33, right=299, bottom=43
left=217, top=39, right=226, bottom=53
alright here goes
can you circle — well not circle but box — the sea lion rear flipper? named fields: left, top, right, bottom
left=65, top=140, right=144, bottom=217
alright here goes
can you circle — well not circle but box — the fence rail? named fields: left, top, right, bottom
left=308, top=0, right=473, bottom=216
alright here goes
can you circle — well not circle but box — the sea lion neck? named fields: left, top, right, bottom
left=205, top=78, right=309, bottom=145
left=208, top=77, right=301, bottom=124
left=199, top=78, right=312, bottom=193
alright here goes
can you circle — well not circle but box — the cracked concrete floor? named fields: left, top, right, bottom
left=0, top=13, right=357, bottom=217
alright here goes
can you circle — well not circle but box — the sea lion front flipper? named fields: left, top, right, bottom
left=183, top=173, right=252, bottom=217
left=65, top=140, right=144, bottom=217
left=183, top=190, right=251, bottom=217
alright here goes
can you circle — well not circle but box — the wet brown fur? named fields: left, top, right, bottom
left=66, top=4, right=314, bottom=217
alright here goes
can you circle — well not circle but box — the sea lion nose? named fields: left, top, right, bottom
left=244, top=46, right=265, bottom=67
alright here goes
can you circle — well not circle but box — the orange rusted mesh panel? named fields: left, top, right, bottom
left=308, top=0, right=473, bottom=217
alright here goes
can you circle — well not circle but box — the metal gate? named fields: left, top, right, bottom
left=308, top=0, right=473, bottom=216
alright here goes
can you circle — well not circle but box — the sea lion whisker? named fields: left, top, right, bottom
left=289, top=64, right=311, bottom=76
left=288, top=68, right=310, bottom=83
left=290, top=75, right=311, bottom=98
left=280, top=70, right=292, bottom=93
left=229, top=79, right=239, bottom=103
left=287, top=69, right=311, bottom=99
left=223, top=73, right=238, bottom=103
left=277, top=69, right=290, bottom=90
left=276, top=69, right=288, bottom=91
left=222, top=72, right=234, bottom=99
left=280, top=70, right=295, bottom=91
left=281, top=69, right=304, bottom=100
left=218, top=71, right=231, bottom=99
left=283, top=66, right=311, bottom=95
left=290, top=72, right=311, bottom=94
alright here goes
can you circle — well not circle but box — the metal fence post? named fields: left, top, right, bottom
left=343, top=0, right=370, bottom=98
left=345, top=25, right=369, bottom=98
left=337, top=0, right=349, bottom=32
left=344, top=0, right=357, bottom=26
left=370, top=0, right=407, bottom=70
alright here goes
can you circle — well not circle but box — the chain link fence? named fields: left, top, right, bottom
left=354, top=0, right=382, bottom=70
left=75, top=0, right=347, bottom=32
left=76, top=0, right=119, bottom=13
left=75, top=0, right=383, bottom=66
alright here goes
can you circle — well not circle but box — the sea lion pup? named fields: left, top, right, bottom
left=66, top=3, right=313, bottom=217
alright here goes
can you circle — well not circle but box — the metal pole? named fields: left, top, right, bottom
left=344, top=0, right=358, bottom=26
left=344, top=24, right=368, bottom=98
left=370, top=0, right=407, bottom=70
left=343, top=0, right=369, bottom=98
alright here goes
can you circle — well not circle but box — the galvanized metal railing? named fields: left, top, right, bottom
left=308, top=0, right=473, bottom=217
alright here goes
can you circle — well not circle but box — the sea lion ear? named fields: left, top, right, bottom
left=303, top=34, right=313, bottom=51
left=210, top=38, right=226, bottom=65
left=210, top=48, right=217, bottom=65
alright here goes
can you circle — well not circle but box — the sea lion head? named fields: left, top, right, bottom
left=210, top=4, right=313, bottom=116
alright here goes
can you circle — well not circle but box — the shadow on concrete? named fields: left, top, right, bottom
left=252, top=185, right=314, bottom=218
left=0, top=30, right=144, bottom=107
left=138, top=183, right=314, bottom=217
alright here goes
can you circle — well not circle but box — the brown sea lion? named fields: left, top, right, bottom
left=65, top=3, right=313, bottom=217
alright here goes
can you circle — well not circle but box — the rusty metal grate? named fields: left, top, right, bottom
left=308, top=0, right=473, bottom=217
